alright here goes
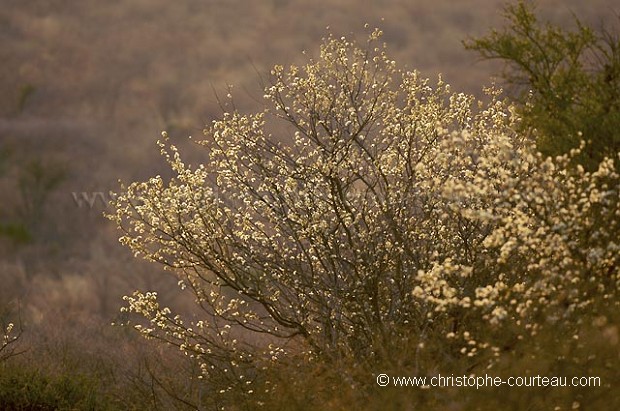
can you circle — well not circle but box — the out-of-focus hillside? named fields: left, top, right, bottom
left=2, top=0, right=616, bottom=121
left=2, top=0, right=616, bottom=215
left=0, top=1, right=618, bottom=406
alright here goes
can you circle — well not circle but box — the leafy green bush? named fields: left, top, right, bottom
left=465, top=1, right=620, bottom=170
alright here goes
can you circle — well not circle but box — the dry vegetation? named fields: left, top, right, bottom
left=0, top=1, right=618, bottom=409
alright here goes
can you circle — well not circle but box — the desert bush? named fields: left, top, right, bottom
left=465, top=1, right=620, bottom=170
left=110, top=27, right=619, bottom=409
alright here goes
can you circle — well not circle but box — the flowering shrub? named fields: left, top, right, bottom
left=110, top=29, right=619, bottom=407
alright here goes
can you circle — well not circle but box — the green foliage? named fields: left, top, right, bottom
left=0, top=364, right=110, bottom=411
left=0, top=222, right=32, bottom=244
left=465, top=1, right=620, bottom=170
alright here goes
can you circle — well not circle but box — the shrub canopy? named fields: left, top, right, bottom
left=110, top=28, right=619, bottom=408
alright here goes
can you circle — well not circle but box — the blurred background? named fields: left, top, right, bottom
left=0, top=0, right=618, bottom=406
